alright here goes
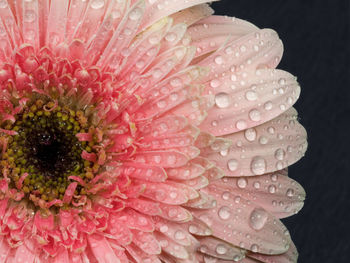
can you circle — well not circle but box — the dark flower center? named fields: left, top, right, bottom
left=0, top=99, right=98, bottom=204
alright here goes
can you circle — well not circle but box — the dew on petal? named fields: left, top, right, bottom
left=249, top=208, right=268, bottom=230
left=218, top=206, right=231, bottom=220
left=91, top=0, right=105, bottom=9
left=227, top=159, right=238, bottom=171
left=215, top=92, right=230, bottom=108
left=251, top=156, right=266, bottom=175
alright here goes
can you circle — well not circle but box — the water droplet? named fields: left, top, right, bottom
left=174, top=230, right=185, bottom=240
left=237, top=178, right=247, bottom=189
left=214, top=55, right=223, bottom=65
left=250, top=244, right=259, bottom=252
left=286, top=188, right=294, bottom=197
left=245, top=90, right=258, bottom=101
left=274, top=148, right=286, bottom=160
left=276, top=161, right=283, bottom=170
left=244, top=128, right=257, bottom=142
left=91, top=0, right=105, bottom=9
left=24, top=10, right=36, bottom=23
left=253, top=181, right=260, bottom=189
left=249, top=109, right=261, bottom=122
left=215, top=92, right=230, bottom=108
left=259, top=136, right=268, bottom=145
left=268, top=185, right=276, bottom=193
left=210, top=79, right=220, bottom=88
left=165, top=32, right=176, bottom=42
left=268, top=127, right=275, bottom=134
left=129, top=7, right=142, bottom=20
left=216, top=244, right=227, bottom=255
left=249, top=208, right=268, bottom=230
left=0, top=0, right=7, bottom=8
left=227, top=159, right=238, bottom=171
left=222, top=191, right=230, bottom=200
left=264, top=101, right=273, bottom=110
left=251, top=156, right=266, bottom=175
left=240, top=45, right=247, bottom=52
left=278, top=78, right=286, bottom=85
left=236, top=120, right=247, bottom=130
left=157, top=100, right=166, bottom=108
left=218, top=206, right=231, bottom=220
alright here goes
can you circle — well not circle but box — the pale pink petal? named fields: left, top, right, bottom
left=200, top=68, right=300, bottom=136
left=46, top=0, right=69, bottom=49
left=141, top=0, right=219, bottom=31
left=191, top=183, right=292, bottom=255
left=196, top=28, right=283, bottom=84
left=155, top=232, right=190, bottom=259
left=123, top=163, right=167, bottom=182
left=97, top=1, right=146, bottom=71
left=188, top=16, right=258, bottom=58
left=20, top=0, right=40, bottom=49
left=212, top=170, right=306, bottom=218
left=14, top=241, right=36, bottom=263
left=154, top=217, right=197, bottom=246
left=170, top=4, right=214, bottom=26
left=131, top=230, right=161, bottom=255
left=84, top=0, right=129, bottom=65
left=87, top=234, right=120, bottom=263
left=166, top=162, right=205, bottom=180
left=248, top=241, right=298, bottom=263
left=158, top=203, right=192, bottom=223
left=118, top=18, right=171, bottom=78
left=141, top=181, right=189, bottom=205
left=0, top=236, right=11, bottom=262
left=126, top=243, right=162, bottom=263
left=66, top=0, right=90, bottom=42
left=197, top=236, right=245, bottom=261
left=133, top=150, right=189, bottom=168
left=203, top=108, right=307, bottom=176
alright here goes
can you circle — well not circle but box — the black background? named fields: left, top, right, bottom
left=211, top=1, right=349, bottom=263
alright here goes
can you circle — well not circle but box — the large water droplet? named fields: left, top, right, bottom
left=236, top=120, right=247, bottom=130
left=249, top=109, right=261, bottom=122
left=245, top=90, right=258, bottom=101
left=251, top=156, right=266, bottom=175
left=250, top=244, right=259, bottom=252
left=214, top=55, right=223, bottom=65
left=274, top=148, right=286, bottom=160
left=218, top=206, right=231, bottom=220
left=249, top=208, right=268, bottom=230
left=215, top=92, right=230, bottom=108
left=237, top=178, right=247, bottom=189
left=227, top=159, right=238, bottom=171
left=244, top=128, right=257, bottom=142
left=216, top=244, right=227, bottom=255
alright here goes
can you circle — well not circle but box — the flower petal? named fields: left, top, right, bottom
left=203, top=108, right=307, bottom=176
left=14, top=241, right=36, bottom=263
left=141, top=0, right=219, bottom=30
left=248, top=241, right=298, bottom=263
left=188, top=16, right=258, bottom=58
left=212, top=170, right=306, bottom=218
left=200, top=68, right=300, bottom=136
left=197, top=236, right=245, bottom=261
left=87, top=234, right=120, bottom=263
left=171, top=4, right=214, bottom=26
left=192, top=183, right=292, bottom=255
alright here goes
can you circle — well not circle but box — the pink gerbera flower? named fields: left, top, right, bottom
left=0, top=0, right=307, bottom=262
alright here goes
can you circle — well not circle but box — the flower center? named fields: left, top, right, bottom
left=1, top=99, right=99, bottom=204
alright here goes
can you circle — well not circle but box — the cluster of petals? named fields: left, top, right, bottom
left=0, top=0, right=307, bottom=262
